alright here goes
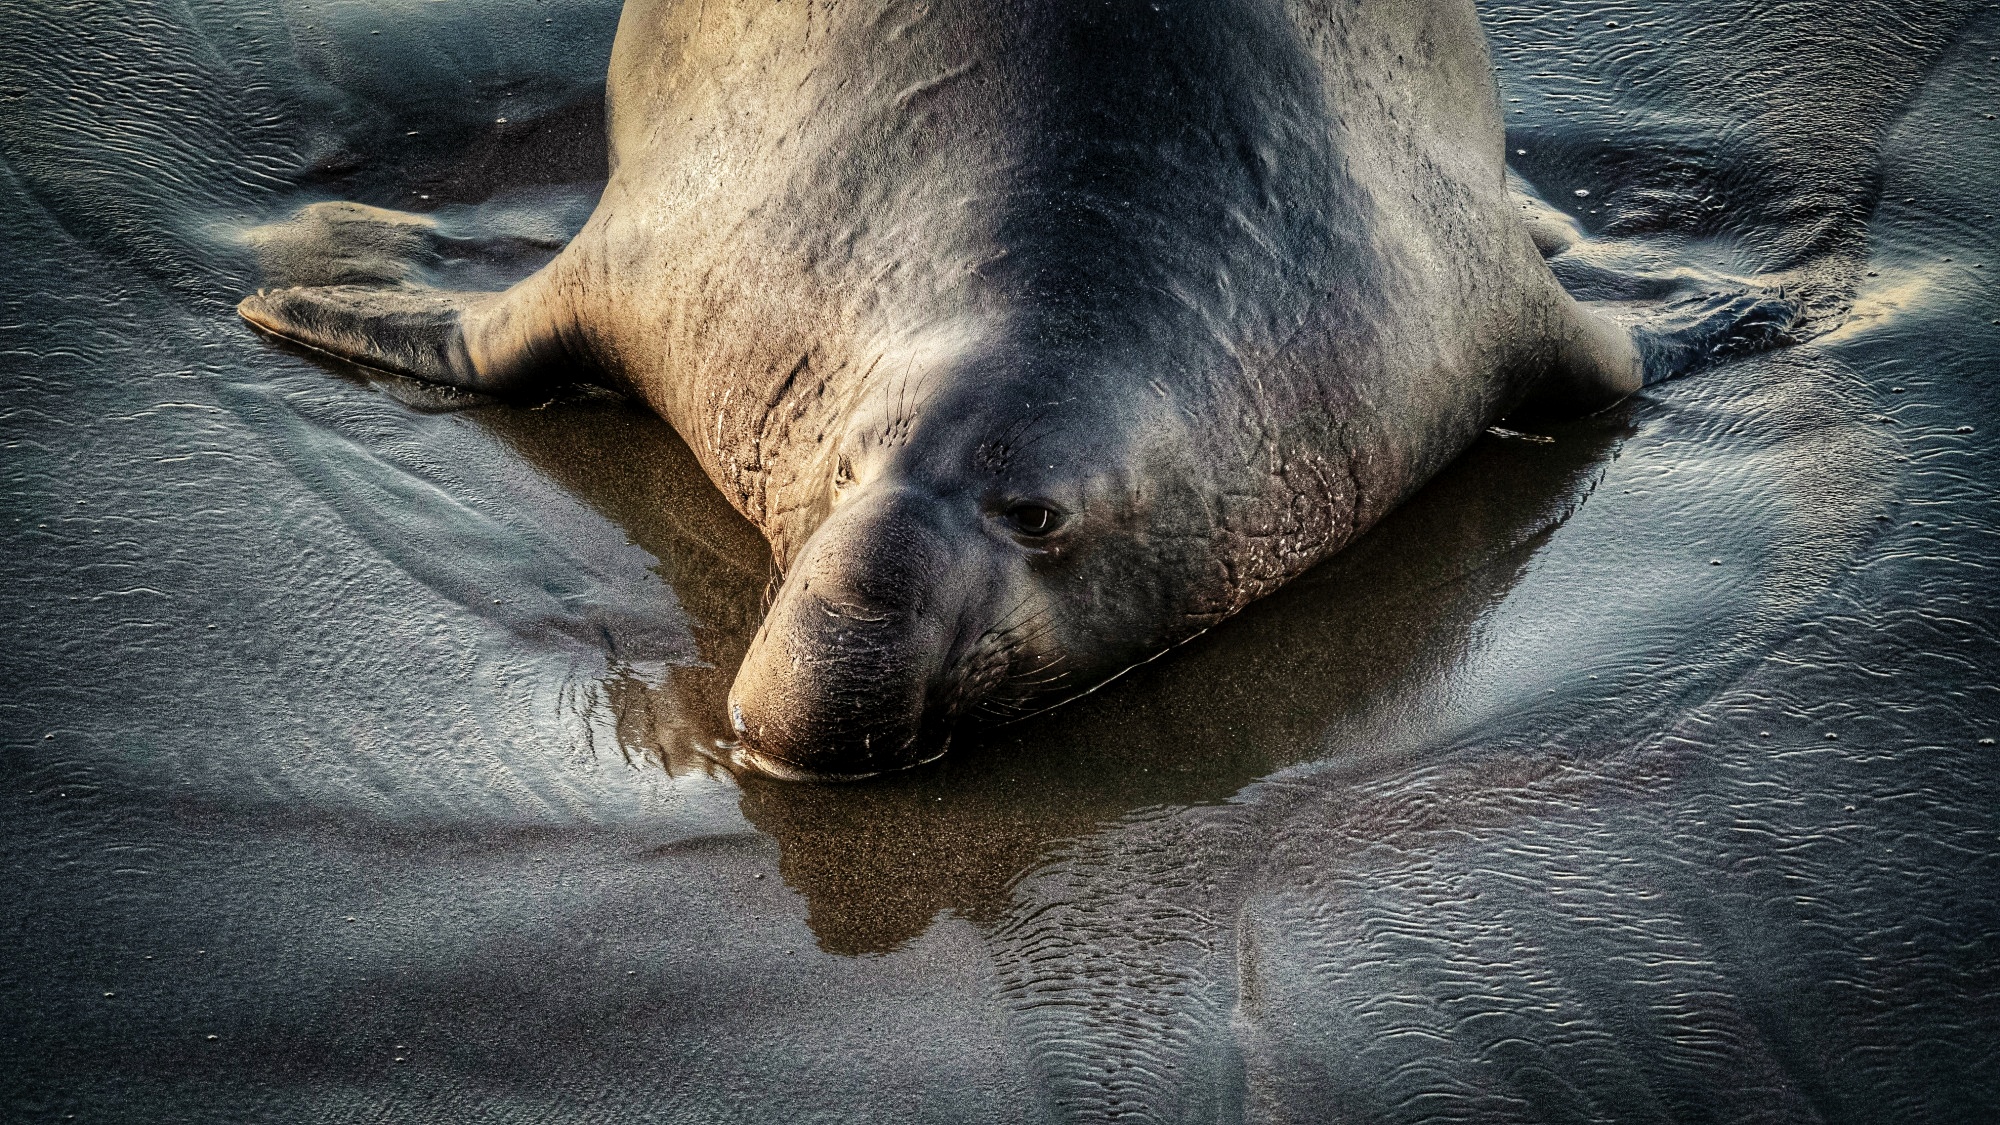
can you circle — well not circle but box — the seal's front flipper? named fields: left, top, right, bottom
left=238, top=269, right=574, bottom=397
left=1520, top=282, right=1803, bottom=419
left=1631, top=285, right=1803, bottom=385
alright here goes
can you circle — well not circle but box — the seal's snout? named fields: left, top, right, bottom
left=727, top=486, right=967, bottom=780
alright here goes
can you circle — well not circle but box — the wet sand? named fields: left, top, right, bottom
left=3, top=1, right=1997, bottom=1120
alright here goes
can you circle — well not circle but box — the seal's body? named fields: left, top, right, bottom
left=241, top=0, right=1743, bottom=777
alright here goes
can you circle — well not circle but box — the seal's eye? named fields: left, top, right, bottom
left=1004, top=502, right=1064, bottom=538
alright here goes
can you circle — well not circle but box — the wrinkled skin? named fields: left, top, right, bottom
left=241, top=0, right=1653, bottom=777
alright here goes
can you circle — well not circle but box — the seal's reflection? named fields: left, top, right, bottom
left=458, top=388, right=1626, bottom=954
left=460, top=392, right=769, bottom=772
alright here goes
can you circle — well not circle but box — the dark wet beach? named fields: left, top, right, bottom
left=3, top=0, right=1997, bottom=1120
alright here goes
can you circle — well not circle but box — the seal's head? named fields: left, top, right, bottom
left=725, top=339, right=1208, bottom=780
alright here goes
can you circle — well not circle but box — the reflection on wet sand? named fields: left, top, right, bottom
left=463, top=377, right=1624, bottom=952
left=751, top=418, right=1626, bottom=953
left=474, top=395, right=767, bottom=782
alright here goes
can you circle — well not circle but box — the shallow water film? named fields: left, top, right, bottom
left=4, top=0, right=1999, bottom=1120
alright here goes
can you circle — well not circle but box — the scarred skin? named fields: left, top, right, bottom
left=240, top=0, right=1646, bottom=777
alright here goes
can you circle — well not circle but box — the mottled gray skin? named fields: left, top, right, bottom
left=241, top=0, right=1647, bottom=777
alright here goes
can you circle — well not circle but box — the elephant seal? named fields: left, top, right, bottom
left=240, top=0, right=1793, bottom=778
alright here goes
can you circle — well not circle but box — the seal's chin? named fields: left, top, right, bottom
left=719, top=701, right=951, bottom=782
left=720, top=741, right=887, bottom=783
